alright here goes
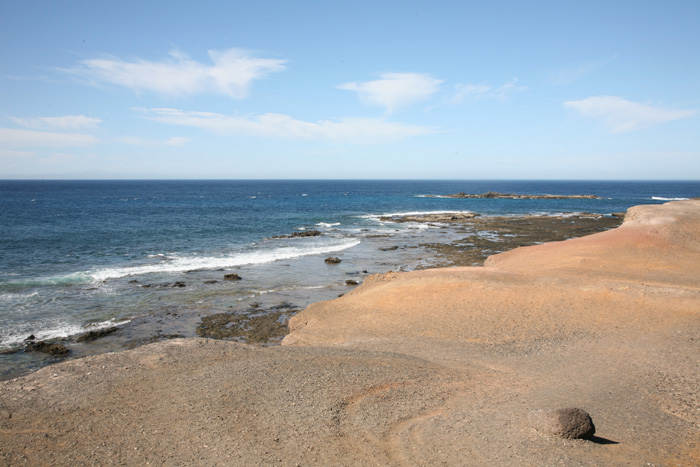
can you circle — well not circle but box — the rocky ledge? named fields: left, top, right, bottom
left=434, top=191, right=601, bottom=199
left=379, top=212, right=479, bottom=223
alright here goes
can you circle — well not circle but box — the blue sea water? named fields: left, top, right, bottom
left=1, top=180, right=698, bottom=377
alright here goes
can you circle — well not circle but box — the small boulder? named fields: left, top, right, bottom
left=528, top=407, right=595, bottom=439
left=172, top=281, right=186, bottom=287
left=325, top=257, right=342, bottom=264
left=224, top=273, right=242, bottom=281
left=346, top=280, right=359, bottom=286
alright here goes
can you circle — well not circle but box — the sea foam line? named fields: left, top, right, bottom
left=88, top=239, right=361, bottom=282
left=358, top=210, right=472, bottom=219
left=651, top=196, right=689, bottom=201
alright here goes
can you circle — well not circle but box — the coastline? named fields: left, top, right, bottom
left=1, top=200, right=699, bottom=465
left=1, top=211, right=621, bottom=380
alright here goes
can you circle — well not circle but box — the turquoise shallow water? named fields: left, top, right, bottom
left=1, top=179, right=698, bottom=377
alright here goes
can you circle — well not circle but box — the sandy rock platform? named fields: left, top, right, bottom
left=2, top=201, right=699, bottom=466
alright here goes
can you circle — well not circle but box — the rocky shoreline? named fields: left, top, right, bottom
left=0, top=212, right=622, bottom=370
left=1, top=201, right=698, bottom=465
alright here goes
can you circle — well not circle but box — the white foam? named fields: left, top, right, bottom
left=87, top=239, right=361, bottom=282
left=0, top=290, right=39, bottom=302
left=0, top=318, right=130, bottom=349
left=359, top=210, right=473, bottom=220
left=651, top=197, right=689, bottom=201
left=316, top=222, right=341, bottom=228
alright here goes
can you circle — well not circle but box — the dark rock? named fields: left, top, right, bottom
left=611, top=212, right=626, bottom=218
left=128, top=279, right=139, bottom=284
left=196, top=310, right=288, bottom=343
left=25, top=334, right=36, bottom=342
left=345, top=280, right=359, bottom=286
left=172, top=281, right=186, bottom=287
left=224, top=273, right=242, bottom=281
left=362, top=270, right=368, bottom=274
left=271, top=230, right=322, bottom=239
left=325, top=257, right=342, bottom=264
left=290, top=230, right=321, bottom=237
left=203, top=280, right=219, bottom=284
left=75, top=326, right=118, bottom=343
left=25, top=341, right=70, bottom=357
left=528, top=407, right=596, bottom=439
left=380, top=246, right=399, bottom=251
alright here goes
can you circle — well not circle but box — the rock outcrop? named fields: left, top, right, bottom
left=437, top=191, right=600, bottom=199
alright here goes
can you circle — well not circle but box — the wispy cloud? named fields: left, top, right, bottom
left=63, top=48, right=287, bottom=98
left=563, top=96, right=697, bottom=133
left=10, top=115, right=102, bottom=130
left=0, top=128, right=98, bottom=147
left=551, top=56, right=616, bottom=85
left=452, top=78, right=526, bottom=104
left=140, top=108, right=436, bottom=144
left=338, top=73, right=443, bottom=114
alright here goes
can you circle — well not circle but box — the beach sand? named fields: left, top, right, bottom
left=1, top=200, right=699, bottom=466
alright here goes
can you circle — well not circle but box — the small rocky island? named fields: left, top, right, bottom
left=432, top=191, right=601, bottom=199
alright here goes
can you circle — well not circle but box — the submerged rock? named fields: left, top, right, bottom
left=224, top=273, right=242, bottom=281
left=25, top=341, right=70, bottom=357
left=346, top=279, right=359, bottom=286
left=325, top=257, right=342, bottom=264
left=528, top=407, right=596, bottom=439
left=75, top=326, right=118, bottom=343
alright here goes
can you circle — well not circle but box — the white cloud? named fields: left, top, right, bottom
left=119, top=136, right=190, bottom=147
left=0, top=149, right=35, bottom=158
left=0, top=128, right=98, bottom=147
left=64, top=48, right=287, bottom=98
left=452, top=78, right=526, bottom=104
left=563, top=96, right=697, bottom=133
left=10, top=115, right=102, bottom=130
left=141, top=108, right=436, bottom=144
left=338, top=73, right=443, bottom=114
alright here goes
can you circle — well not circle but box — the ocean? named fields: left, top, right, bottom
left=1, top=180, right=697, bottom=378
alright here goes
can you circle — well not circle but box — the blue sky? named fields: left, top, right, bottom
left=1, top=0, right=698, bottom=179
